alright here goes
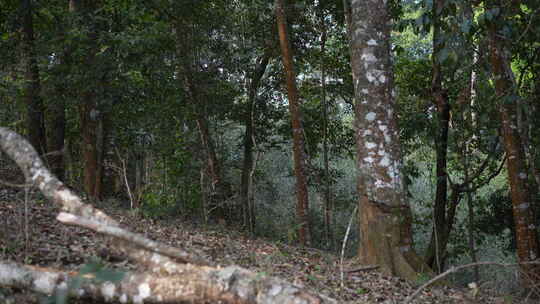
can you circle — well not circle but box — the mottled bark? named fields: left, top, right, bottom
left=349, top=0, right=429, bottom=279
left=241, top=51, right=270, bottom=233
left=425, top=0, right=451, bottom=273
left=21, top=0, right=47, bottom=155
left=0, top=261, right=335, bottom=304
left=488, top=1, right=540, bottom=286
left=276, top=0, right=312, bottom=246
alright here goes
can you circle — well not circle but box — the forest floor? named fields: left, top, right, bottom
left=0, top=187, right=532, bottom=304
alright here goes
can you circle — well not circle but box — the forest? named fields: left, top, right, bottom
left=1, top=0, right=539, bottom=303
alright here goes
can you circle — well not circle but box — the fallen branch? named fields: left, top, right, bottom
left=345, top=265, right=379, bottom=273
left=0, top=127, right=336, bottom=303
left=56, top=212, right=209, bottom=266
left=340, top=205, right=357, bottom=288
left=0, top=260, right=333, bottom=304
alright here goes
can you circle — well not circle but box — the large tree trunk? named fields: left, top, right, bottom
left=424, top=0, right=451, bottom=273
left=75, top=0, right=106, bottom=200
left=275, top=0, right=312, bottom=247
left=21, top=0, right=47, bottom=155
left=240, top=50, right=271, bottom=233
left=349, top=0, right=429, bottom=280
left=80, top=99, right=102, bottom=200
left=488, top=1, right=540, bottom=287
left=74, top=0, right=105, bottom=201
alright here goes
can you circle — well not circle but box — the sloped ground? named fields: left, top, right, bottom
left=0, top=187, right=524, bottom=303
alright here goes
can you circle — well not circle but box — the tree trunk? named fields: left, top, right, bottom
left=425, top=0, right=451, bottom=273
left=174, top=23, right=231, bottom=222
left=21, top=0, right=47, bottom=155
left=349, top=0, right=429, bottom=280
left=241, top=50, right=270, bottom=233
left=275, top=0, right=312, bottom=247
left=319, top=13, right=333, bottom=250
left=47, top=100, right=65, bottom=181
left=74, top=0, right=105, bottom=201
left=191, top=85, right=229, bottom=220
left=488, top=1, right=540, bottom=287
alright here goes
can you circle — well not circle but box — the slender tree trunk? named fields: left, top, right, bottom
left=21, top=0, right=47, bottom=155
left=275, top=0, right=311, bottom=246
left=46, top=0, right=78, bottom=181
left=349, top=0, right=429, bottom=279
left=191, top=84, right=228, bottom=219
left=425, top=0, right=451, bottom=273
left=174, top=23, right=230, bottom=221
left=319, top=14, right=333, bottom=250
left=47, top=100, right=65, bottom=180
left=488, top=1, right=540, bottom=287
left=241, top=51, right=270, bottom=233
left=342, top=0, right=352, bottom=39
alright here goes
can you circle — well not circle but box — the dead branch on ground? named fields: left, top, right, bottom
left=0, top=127, right=336, bottom=304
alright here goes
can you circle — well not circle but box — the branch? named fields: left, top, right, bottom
left=57, top=212, right=209, bottom=266
left=0, top=261, right=336, bottom=303
left=0, top=127, right=208, bottom=269
left=0, top=179, right=31, bottom=188
left=0, top=127, right=336, bottom=303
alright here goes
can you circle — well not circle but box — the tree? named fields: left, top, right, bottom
left=487, top=0, right=540, bottom=287
left=240, top=47, right=272, bottom=233
left=21, top=0, right=47, bottom=155
left=424, top=0, right=451, bottom=273
left=173, top=4, right=233, bottom=221
left=46, top=0, right=73, bottom=181
left=72, top=0, right=107, bottom=201
left=276, top=0, right=312, bottom=246
left=348, top=0, right=428, bottom=279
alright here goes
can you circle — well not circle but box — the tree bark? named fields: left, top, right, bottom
left=74, top=0, right=105, bottom=201
left=21, top=0, right=47, bottom=155
left=275, top=0, right=312, bottom=247
left=488, top=3, right=540, bottom=285
left=349, top=0, right=429, bottom=280
left=47, top=100, right=65, bottom=180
